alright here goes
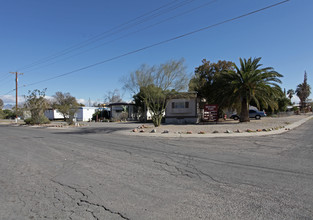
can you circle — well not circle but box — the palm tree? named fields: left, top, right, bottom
left=287, top=89, right=295, bottom=101
left=296, top=71, right=311, bottom=110
left=220, top=57, right=283, bottom=122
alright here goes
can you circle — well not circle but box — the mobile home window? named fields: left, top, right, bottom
left=172, top=101, right=189, bottom=109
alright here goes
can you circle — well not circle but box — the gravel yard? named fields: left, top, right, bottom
left=158, top=114, right=310, bottom=132
left=127, top=113, right=313, bottom=136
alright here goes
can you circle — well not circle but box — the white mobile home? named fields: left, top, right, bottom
left=75, top=107, right=98, bottom=121
left=165, top=92, right=200, bottom=124
left=45, top=107, right=99, bottom=122
left=44, top=109, right=64, bottom=120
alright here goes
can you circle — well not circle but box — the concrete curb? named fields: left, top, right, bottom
left=125, top=115, right=313, bottom=138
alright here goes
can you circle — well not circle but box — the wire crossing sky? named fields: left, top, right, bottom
left=16, top=0, right=218, bottom=74
left=17, top=0, right=195, bottom=71
left=19, top=0, right=291, bottom=88
left=0, top=0, right=312, bottom=105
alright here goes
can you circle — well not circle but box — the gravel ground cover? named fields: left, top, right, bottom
left=126, top=114, right=313, bottom=136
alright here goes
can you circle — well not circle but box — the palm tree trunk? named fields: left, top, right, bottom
left=240, top=99, right=250, bottom=122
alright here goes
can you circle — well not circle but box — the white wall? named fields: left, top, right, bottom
left=76, top=107, right=97, bottom=121
left=45, top=107, right=98, bottom=121
left=44, top=109, right=64, bottom=120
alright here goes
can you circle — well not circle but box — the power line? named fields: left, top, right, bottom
left=22, top=0, right=218, bottom=73
left=0, top=73, right=12, bottom=82
left=2, top=89, right=15, bottom=96
left=0, top=74, right=15, bottom=95
left=12, top=0, right=291, bottom=92
left=18, top=0, right=197, bottom=71
left=0, top=78, right=14, bottom=88
left=0, top=71, right=14, bottom=81
left=17, top=0, right=178, bottom=70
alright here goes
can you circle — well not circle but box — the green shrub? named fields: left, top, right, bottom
left=24, top=118, right=32, bottom=124
left=24, top=115, right=50, bottom=125
left=0, top=110, right=5, bottom=119
left=1, top=109, right=15, bottom=119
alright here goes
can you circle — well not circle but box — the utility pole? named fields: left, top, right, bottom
left=10, top=71, right=23, bottom=120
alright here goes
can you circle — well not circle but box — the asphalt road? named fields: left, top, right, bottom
left=1, top=120, right=313, bottom=220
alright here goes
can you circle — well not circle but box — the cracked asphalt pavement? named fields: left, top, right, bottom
left=1, top=119, right=313, bottom=219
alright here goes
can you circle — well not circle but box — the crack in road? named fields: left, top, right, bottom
left=58, top=133, right=313, bottom=178
left=51, top=179, right=130, bottom=220
left=86, top=208, right=99, bottom=220
left=79, top=200, right=130, bottom=220
left=153, top=160, right=194, bottom=178
left=51, top=179, right=89, bottom=199
left=163, top=155, right=227, bottom=185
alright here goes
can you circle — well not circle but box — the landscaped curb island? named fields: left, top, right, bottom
left=127, top=114, right=313, bottom=138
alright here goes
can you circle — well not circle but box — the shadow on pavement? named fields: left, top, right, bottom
left=52, top=126, right=131, bottom=135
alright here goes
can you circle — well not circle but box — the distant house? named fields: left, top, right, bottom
left=165, top=92, right=200, bottom=124
left=44, top=106, right=98, bottom=122
left=108, top=102, right=138, bottom=121
left=76, top=107, right=98, bottom=121
left=45, top=109, right=64, bottom=120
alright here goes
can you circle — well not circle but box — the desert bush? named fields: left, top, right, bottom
left=119, top=112, right=128, bottom=121
left=24, top=115, right=50, bottom=125
left=24, top=89, right=49, bottom=124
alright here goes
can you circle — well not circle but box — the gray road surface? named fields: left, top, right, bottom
left=1, top=120, right=313, bottom=219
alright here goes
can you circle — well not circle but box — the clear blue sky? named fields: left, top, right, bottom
left=0, top=0, right=312, bottom=105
